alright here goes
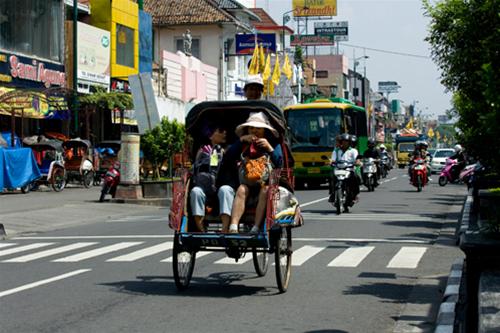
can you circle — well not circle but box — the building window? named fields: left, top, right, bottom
left=116, top=24, right=135, bottom=68
left=0, top=0, right=62, bottom=62
left=316, top=70, right=328, bottom=79
left=176, top=38, right=200, bottom=59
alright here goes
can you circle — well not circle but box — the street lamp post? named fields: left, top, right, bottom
left=282, top=9, right=294, bottom=52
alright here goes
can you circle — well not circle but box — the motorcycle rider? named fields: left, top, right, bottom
left=362, top=138, right=381, bottom=186
left=350, top=135, right=362, bottom=183
left=449, top=144, right=466, bottom=180
left=329, top=133, right=360, bottom=207
left=379, top=144, right=390, bottom=175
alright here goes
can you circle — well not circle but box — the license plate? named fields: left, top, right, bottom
left=308, top=167, right=321, bottom=174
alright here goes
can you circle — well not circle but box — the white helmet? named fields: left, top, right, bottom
left=379, top=144, right=386, bottom=150
left=454, top=144, right=463, bottom=153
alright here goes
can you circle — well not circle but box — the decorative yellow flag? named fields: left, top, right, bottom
left=259, top=44, right=266, bottom=73
left=248, top=44, right=259, bottom=75
left=405, top=117, right=413, bottom=129
left=427, top=127, right=434, bottom=138
left=269, top=55, right=281, bottom=96
left=436, top=131, right=441, bottom=141
left=262, top=53, right=271, bottom=81
left=282, top=54, right=293, bottom=80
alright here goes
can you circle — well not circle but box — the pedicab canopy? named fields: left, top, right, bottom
left=186, top=100, right=288, bottom=159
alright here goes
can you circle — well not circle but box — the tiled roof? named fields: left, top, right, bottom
left=144, top=0, right=235, bottom=26
left=249, top=8, right=294, bottom=33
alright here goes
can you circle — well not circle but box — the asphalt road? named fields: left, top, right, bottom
left=0, top=169, right=465, bottom=333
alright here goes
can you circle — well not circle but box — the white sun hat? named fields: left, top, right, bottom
left=235, top=112, right=278, bottom=138
left=244, top=75, right=264, bottom=90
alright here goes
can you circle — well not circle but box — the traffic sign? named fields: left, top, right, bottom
left=378, top=81, right=401, bottom=93
left=314, top=21, right=349, bottom=41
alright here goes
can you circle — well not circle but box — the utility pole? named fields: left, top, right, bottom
left=73, top=0, right=78, bottom=134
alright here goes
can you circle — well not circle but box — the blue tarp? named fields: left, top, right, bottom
left=0, top=147, right=41, bottom=190
left=1, top=131, right=21, bottom=148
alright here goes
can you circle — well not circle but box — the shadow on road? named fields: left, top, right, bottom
left=101, top=272, right=280, bottom=298
left=304, top=330, right=349, bottom=333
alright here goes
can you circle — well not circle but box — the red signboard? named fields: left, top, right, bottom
left=290, top=34, right=335, bottom=46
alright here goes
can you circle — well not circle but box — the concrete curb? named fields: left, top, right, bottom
left=434, top=258, right=464, bottom=333
left=458, top=195, right=473, bottom=236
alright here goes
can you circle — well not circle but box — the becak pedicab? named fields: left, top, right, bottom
left=62, top=139, right=94, bottom=188
left=28, top=141, right=66, bottom=192
left=169, top=100, right=303, bottom=293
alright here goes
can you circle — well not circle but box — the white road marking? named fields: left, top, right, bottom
left=214, top=254, right=253, bottom=265
left=300, top=197, right=329, bottom=208
left=0, top=243, right=54, bottom=257
left=291, top=245, right=325, bottom=266
left=328, top=246, right=375, bottom=267
left=107, top=242, right=173, bottom=262
left=12, top=236, right=173, bottom=240
left=0, top=243, right=16, bottom=249
left=53, top=242, right=143, bottom=262
left=107, top=216, right=166, bottom=223
left=294, top=238, right=429, bottom=244
left=161, top=251, right=210, bottom=262
left=2, top=243, right=97, bottom=263
left=301, top=213, right=434, bottom=221
left=387, top=247, right=428, bottom=269
left=0, top=269, right=91, bottom=298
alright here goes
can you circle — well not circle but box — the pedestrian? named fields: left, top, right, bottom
left=244, top=75, right=264, bottom=100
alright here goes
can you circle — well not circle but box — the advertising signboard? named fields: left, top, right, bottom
left=290, top=34, right=335, bottom=46
left=235, top=33, right=276, bottom=54
left=378, top=81, right=400, bottom=93
left=314, top=21, right=348, bottom=41
left=293, top=0, right=337, bottom=17
left=77, top=22, right=111, bottom=93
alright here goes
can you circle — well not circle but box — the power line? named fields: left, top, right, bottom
left=339, top=43, right=431, bottom=59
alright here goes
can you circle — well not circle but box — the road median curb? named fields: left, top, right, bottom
left=434, top=258, right=464, bottom=333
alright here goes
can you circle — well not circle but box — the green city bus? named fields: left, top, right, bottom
left=284, top=98, right=369, bottom=188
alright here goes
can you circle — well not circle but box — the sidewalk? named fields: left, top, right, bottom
left=0, top=185, right=168, bottom=239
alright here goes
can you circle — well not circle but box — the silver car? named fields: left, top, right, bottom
left=430, top=148, right=455, bottom=173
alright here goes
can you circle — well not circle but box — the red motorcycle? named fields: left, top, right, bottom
left=99, top=162, right=120, bottom=202
left=410, top=157, right=428, bottom=192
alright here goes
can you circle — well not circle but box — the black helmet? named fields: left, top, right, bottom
left=368, top=138, right=376, bottom=145
left=350, top=135, right=358, bottom=143
left=339, top=133, right=350, bottom=141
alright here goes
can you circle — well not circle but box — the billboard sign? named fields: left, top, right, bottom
left=314, top=21, right=348, bottom=41
left=235, top=33, right=276, bottom=54
left=293, top=0, right=337, bottom=17
left=290, top=34, right=335, bottom=46
left=129, top=72, right=161, bottom=134
left=77, top=22, right=110, bottom=92
left=378, top=81, right=400, bottom=93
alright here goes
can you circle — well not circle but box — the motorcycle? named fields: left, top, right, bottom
left=459, top=162, right=479, bottom=189
left=438, top=158, right=458, bottom=186
left=330, top=160, right=355, bottom=215
left=379, top=154, right=390, bottom=178
left=362, top=157, right=378, bottom=192
left=410, top=157, right=428, bottom=192
left=99, top=162, right=121, bottom=202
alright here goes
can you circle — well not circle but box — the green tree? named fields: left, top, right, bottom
left=424, top=0, right=500, bottom=173
left=141, top=117, right=186, bottom=179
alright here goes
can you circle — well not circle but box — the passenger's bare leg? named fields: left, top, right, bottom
left=253, top=186, right=268, bottom=229
left=229, top=185, right=250, bottom=231
left=220, top=214, right=230, bottom=233
left=193, top=216, right=205, bottom=232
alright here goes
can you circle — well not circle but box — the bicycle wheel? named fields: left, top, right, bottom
left=252, top=248, right=269, bottom=277
left=51, top=168, right=66, bottom=192
left=173, top=233, right=196, bottom=291
left=274, top=227, right=292, bottom=293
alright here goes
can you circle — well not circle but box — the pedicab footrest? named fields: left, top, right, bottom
left=180, top=233, right=268, bottom=248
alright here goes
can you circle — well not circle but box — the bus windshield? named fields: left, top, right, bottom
left=287, top=108, right=342, bottom=152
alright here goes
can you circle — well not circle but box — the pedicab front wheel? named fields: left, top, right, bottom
left=274, top=227, right=292, bottom=293
left=173, top=233, right=196, bottom=291
left=252, top=248, right=269, bottom=277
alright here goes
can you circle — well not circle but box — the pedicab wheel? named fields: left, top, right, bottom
left=51, top=168, right=66, bottom=192
left=252, top=248, right=269, bottom=277
left=173, top=233, right=196, bottom=291
left=83, top=171, right=94, bottom=188
left=274, top=227, right=292, bottom=293
left=417, top=175, right=422, bottom=192
left=438, top=176, right=447, bottom=187
left=335, top=188, right=342, bottom=215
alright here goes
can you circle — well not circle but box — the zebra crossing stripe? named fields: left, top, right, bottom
left=292, top=246, right=325, bottom=266
left=215, top=254, right=253, bottom=265
left=387, top=247, right=427, bottom=269
left=2, top=243, right=98, bottom=263
left=0, top=243, right=16, bottom=249
left=161, top=251, right=211, bottom=263
left=107, top=242, right=173, bottom=262
left=0, top=243, right=54, bottom=258
left=328, top=246, right=375, bottom=267
left=53, top=242, right=143, bottom=262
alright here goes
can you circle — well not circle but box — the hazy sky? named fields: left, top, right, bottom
left=251, top=0, right=452, bottom=116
